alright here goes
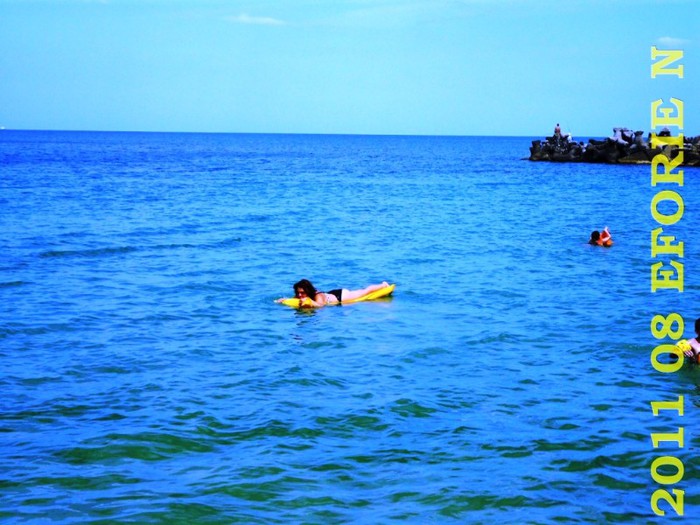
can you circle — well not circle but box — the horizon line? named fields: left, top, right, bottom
left=1, top=128, right=668, bottom=139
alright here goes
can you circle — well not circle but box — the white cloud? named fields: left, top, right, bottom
left=656, top=36, right=691, bottom=48
left=226, top=14, right=286, bottom=26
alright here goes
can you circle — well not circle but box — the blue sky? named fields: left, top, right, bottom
left=1, top=0, right=698, bottom=136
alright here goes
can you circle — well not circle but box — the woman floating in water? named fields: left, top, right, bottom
left=276, top=279, right=391, bottom=307
left=588, top=226, right=612, bottom=247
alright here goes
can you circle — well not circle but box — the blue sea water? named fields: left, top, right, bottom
left=1, top=130, right=699, bottom=524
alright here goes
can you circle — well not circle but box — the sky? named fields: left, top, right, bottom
left=1, top=0, right=698, bottom=136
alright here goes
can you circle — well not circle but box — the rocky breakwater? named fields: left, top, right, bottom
left=529, top=127, right=700, bottom=166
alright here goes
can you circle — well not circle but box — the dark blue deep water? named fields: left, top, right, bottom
left=1, top=131, right=699, bottom=523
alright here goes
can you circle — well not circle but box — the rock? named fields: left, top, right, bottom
left=528, top=127, right=699, bottom=167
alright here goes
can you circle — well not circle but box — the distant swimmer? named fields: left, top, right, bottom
left=275, top=279, right=391, bottom=307
left=588, top=226, right=613, bottom=247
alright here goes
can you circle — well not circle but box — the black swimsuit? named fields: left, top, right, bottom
left=327, top=289, right=343, bottom=303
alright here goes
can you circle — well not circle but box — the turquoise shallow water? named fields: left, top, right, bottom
left=1, top=131, right=699, bottom=523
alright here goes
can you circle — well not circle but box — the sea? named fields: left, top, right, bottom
left=1, top=130, right=699, bottom=524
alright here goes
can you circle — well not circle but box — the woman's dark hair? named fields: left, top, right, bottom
left=695, top=317, right=700, bottom=335
left=294, top=279, right=318, bottom=298
left=590, top=230, right=600, bottom=241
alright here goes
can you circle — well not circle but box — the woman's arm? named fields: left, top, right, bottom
left=686, top=338, right=700, bottom=361
left=275, top=296, right=321, bottom=307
